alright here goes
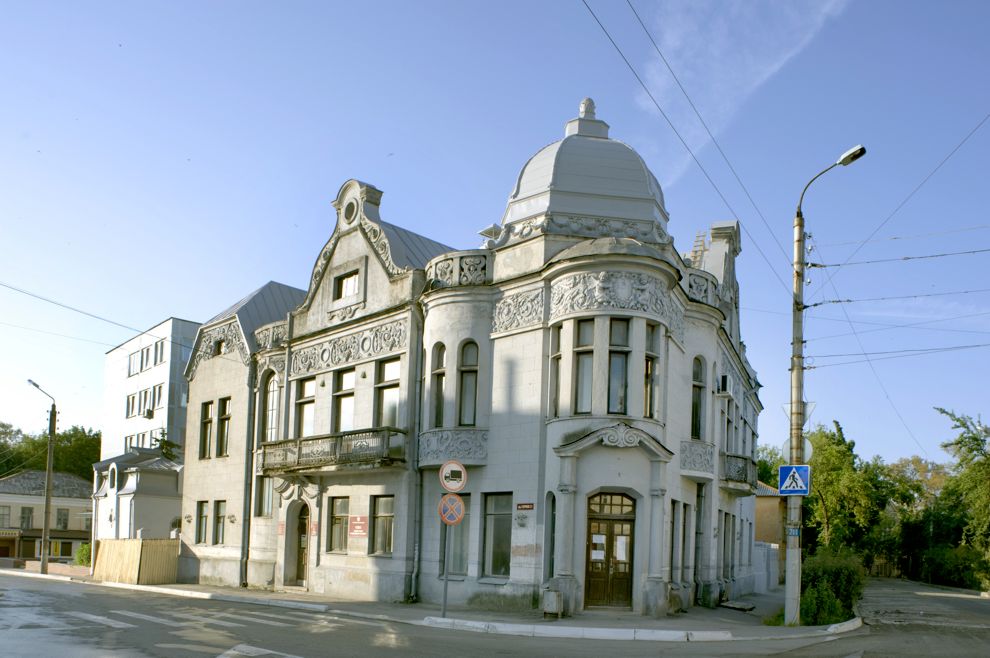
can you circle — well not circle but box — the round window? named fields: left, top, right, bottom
left=343, top=201, right=357, bottom=223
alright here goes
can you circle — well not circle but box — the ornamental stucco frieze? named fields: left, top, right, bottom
left=492, top=289, right=544, bottom=334
left=255, top=322, right=288, bottom=351
left=550, top=271, right=685, bottom=342
left=360, top=216, right=404, bottom=277
left=459, top=256, right=486, bottom=285
left=259, top=355, right=286, bottom=377
left=426, top=252, right=489, bottom=289
left=679, top=440, right=715, bottom=474
left=418, top=429, right=488, bottom=466
left=290, top=320, right=407, bottom=376
left=687, top=273, right=715, bottom=305
left=594, top=423, right=651, bottom=448
left=547, top=214, right=670, bottom=244
left=188, top=321, right=249, bottom=379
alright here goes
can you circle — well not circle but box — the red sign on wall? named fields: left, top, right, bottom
left=348, top=515, right=369, bottom=537
left=277, top=522, right=285, bottom=536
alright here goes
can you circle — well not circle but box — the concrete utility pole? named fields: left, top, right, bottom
left=27, top=379, right=57, bottom=575
left=785, top=145, right=866, bottom=626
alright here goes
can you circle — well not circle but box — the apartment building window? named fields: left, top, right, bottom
left=550, top=325, right=562, bottom=418
left=136, top=432, right=147, bottom=447
left=333, top=271, right=359, bottom=300
left=296, top=378, right=316, bottom=437
left=376, top=358, right=401, bottom=427
left=371, top=496, right=394, bottom=555
left=126, top=394, right=137, bottom=418
left=21, top=507, right=34, bottom=530
left=644, top=323, right=659, bottom=419
left=153, top=383, right=164, bottom=409
left=483, top=493, right=512, bottom=577
left=200, top=401, right=214, bottom=459
left=431, top=344, right=446, bottom=428
left=262, top=374, right=280, bottom=442
left=56, top=508, right=69, bottom=530
left=216, top=397, right=231, bottom=457
left=139, top=388, right=151, bottom=415
left=213, top=500, right=226, bottom=545
left=128, top=352, right=141, bottom=376
left=141, top=345, right=152, bottom=371
left=574, top=319, right=594, bottom=414
left=0, top=505, right=9, bottom=528
left=439, top=494, right=470, bottom=576
left=195, top=501, right=208, bottom=543
left=153, top=338, right=166, bottom=365
left=691, top=357, right=706, bottom=440
left=458, top=342, right=478, bottom=426
left=328, top=497, right=349, bottom=553
left=256, top=476, right=273, bottom=517
left=608, top=319, right=629, bottom=414
left=333, top=369, right=355, bottom=433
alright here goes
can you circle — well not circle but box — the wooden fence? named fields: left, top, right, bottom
left=93, top=538, right=179, bottom=585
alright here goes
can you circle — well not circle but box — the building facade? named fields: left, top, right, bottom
left=179, top=100, right=761, bottom=616
left=0, top=470, right=92, bottom=560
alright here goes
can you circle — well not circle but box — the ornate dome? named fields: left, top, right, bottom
left=501, top=99, right=668, bottom=229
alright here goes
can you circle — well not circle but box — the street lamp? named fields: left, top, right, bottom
left=785, top=145, right=866, bottom=626
left=27, top=379, right=57, bottom=576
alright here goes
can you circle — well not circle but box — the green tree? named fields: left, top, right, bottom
left=757, top=444, right=786, bottom=487
left=0, top=421, right=99, bottom=483
left=154, top=428, right=180, bottom=461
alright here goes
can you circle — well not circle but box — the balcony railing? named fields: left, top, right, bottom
left=721, top=453, right=757, bottom=489
left=260, top=427, right=406, bottom=473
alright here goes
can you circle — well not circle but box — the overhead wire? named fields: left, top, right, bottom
left=808, top=246, right=990, bottom=268
left=580, top=0, right=793, bottom=297
left=806, top=287, right=990, bottom=308
left=806, top=343, right=990, bottom=369
left=815, top=224, right=990, bottom=248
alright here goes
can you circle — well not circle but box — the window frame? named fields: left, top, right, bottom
left=56, top=508, right=69, bottom=530
left=262, top=374, right=280, bottom=443
left=327, top=496, right=349, bottom=553
left=370, top=495, right=395, bottom=556
left=333, top=369, right=356, bottom=433
left=607, top=318, right=630, bottom=415
left=213, top=500, right=226, bottom=545
left=644, top=323, right=660, bottom=419
left=295, top=377, right=316, bottom=438
left=375, top=358, right=401, bottom=428
left=215, top=397, right=231, bottom=457
left=457, top=341, right=479, bottom=427
left=195, top=501, right=208, bottom=544
left=483, top=493, right=512, bottom=577
left=255, top=476, right=274, bottom=517
left=431, top=344, right=446, bottom=429
left=573, top=319, right=594, bottom=414
left=199, top=401, right=214, bottom=459
left=550, top=325, right=562, bottom=418
left=691, top=357, right=706, bottom=440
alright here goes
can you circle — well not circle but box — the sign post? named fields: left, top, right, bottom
left=438, top=461, right=466, bottom=619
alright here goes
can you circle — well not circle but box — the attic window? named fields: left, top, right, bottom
left=343, top=201, right=357, bottom=222
left=334, top=271, right=359, bottom=300
left=214, top=340, right=226, bottom=356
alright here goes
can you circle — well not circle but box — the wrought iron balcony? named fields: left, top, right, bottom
left=260, top=427, right=406, bottom=474
left=721, top=453, right=757, bottom=495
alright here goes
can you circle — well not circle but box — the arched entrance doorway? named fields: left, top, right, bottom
left=295, top=504, right=310, bottom=586
left=585, top=493, right=635, bottom=607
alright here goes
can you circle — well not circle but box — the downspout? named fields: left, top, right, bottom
left=410, top=302, right=425, bottom=602
left=240, top=355, right=257, bottom=587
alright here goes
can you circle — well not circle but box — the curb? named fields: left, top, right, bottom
left=0, top=570, right=74, bottom=583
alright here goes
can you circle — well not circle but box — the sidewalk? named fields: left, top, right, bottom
left=1, top=568, right=861, bottom=642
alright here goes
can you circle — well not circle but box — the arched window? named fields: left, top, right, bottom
left=458, top=341, right=478, bottom=426
left=432, top=344, right=446, bottom=428
left=691, top=357, right=706, bottom=440
left=263, top=374, right=280, bottom=443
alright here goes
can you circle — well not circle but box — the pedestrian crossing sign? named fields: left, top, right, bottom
left=778, top=465, right=811, bottom=496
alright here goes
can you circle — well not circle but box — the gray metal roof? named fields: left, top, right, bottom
left=377, top=220, right=454, bottom=269
left=204, top=281, right=306, bottom=351
left=0, top=470, right=92, bottom=498
left=756, top=481, right=779, bottom=497
left=93, top=447, right=180, bottom=473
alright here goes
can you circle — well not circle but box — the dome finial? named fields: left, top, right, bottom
left=579, top=97, right=596, bottom=119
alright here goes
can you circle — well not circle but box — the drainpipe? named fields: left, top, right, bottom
left=410, top=303, right=425, bottom=601
left=240, top=357, right=257, bottom=587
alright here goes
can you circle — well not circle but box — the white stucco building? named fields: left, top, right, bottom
left=179, top=99, right=761, bottom=616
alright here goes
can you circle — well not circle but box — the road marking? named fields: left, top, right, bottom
left=65, top=611, right=136, bottom=628
left=217, top=644, right=303, bottom=658
left=169, top=611, right=246, bottom=627
left=213, top=611, right=291, bottom=627
left=112, top=609, right=191, bottom=627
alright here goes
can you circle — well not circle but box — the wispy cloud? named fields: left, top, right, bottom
left=634, top=0, right=850, bottom=185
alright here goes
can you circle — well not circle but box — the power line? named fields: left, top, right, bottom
left=808, top=246, right=990, bottom=268
left=580, top=0, right=793, bottom=298
left=810, top=310, right=990, bottom=341
left=625, top=0, right=792, bottom=269
left=806, top=287, right=990, bottom=308
left=0, top=320, right=117, bottom=347
left=815, top=224, right=990, bottom=248
left=808, top=110, right=990, bottom=301
left=806, top=343, right=990, bottom=369
left=808, top=343, right=990, bottom=359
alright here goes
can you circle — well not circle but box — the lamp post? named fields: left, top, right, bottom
left=27, top=379, right=57, bottom=575
left=785, top=144, right=866, bottom=626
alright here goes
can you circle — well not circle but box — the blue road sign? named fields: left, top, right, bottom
left=778, top=465, right=811, bottom=496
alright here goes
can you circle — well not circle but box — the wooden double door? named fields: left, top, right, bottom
left=585, top=493, right=634, bottom=607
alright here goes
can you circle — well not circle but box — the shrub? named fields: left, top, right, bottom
left=800, top=548, right=864, bottom=625
left=921, top=545, right=989, bottom=590
left=74, top=543, right=91, bottom=566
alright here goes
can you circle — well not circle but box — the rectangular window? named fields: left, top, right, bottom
left=125, top=435, right=135, bottom=449
left=84, top=516, right=92, bottom=532
left=56, top=508, right=69, bottom=531
left=483, top=493, right=512, bottom=577
left=153, top=383, right=165, bottom=409
left=139, top=388, right=150, bottom=415
left=608, top=319, right=629, bottom=414
left=153, top=338, right=166, bottom=365
left=458, top=343, right=479, bottom=427
left=550, top=325, right=561, bottom=418
left=137, top=432, right=147, bottom=447
left=20, top=507, right=33, bottom=530
left=216, top=397, right=231, bottom=457
left=256, top=476, right=273, bottom=517
left=644, top=323, right=659, bottom=419
left=141, top=346, right=152, bottom=371
left=432, top=348, right=446, bottom=429
left=333, top=271, right=359, bottom=300
left=296, top=378, right=316, bottom=437
left=128, top=351, right=141, bottom=376
left=213, top=500, right=226, bottom=545
left=376, top=358, right=401, bottom=427
left=0, top=505, right=10, bottom=527
left=126, top=394, right=137, bottom=418
left=371, top=495, right=394, bottom=555
left=195, top=501, right=208, bottom=543
left=59, top=541, right=73, bottom=557
left=333, top=369, right=355, bottom=433
left=574, top=320, right=594, bottom=414
left=439, top=494, right=470, bottom=576
left=199, top=401, right=213, bottom=459
left=328, top=497, right=349, bottom=553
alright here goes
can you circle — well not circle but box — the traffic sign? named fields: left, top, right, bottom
left=439, top=460, right=467, bottom=493
left=438, top=493, right=465, bottom=526
left=779, top=465, right=811, bottom=496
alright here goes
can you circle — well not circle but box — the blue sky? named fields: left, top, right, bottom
left=2, top=1, right=987, bottom=465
